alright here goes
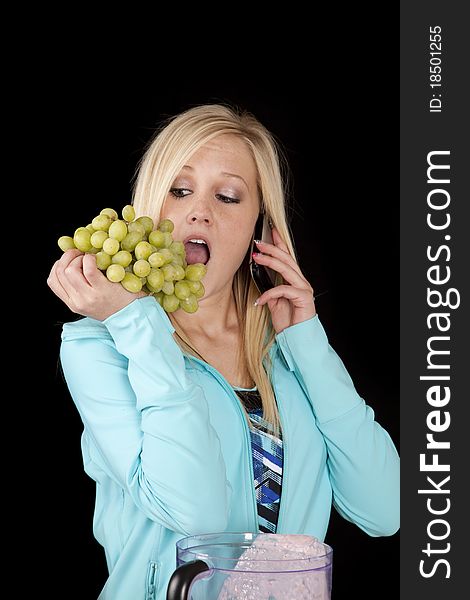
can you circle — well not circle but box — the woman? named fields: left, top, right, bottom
left=48, top=104, right=399, bottom=599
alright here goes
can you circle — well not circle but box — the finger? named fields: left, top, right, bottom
left=255, top=284, right=314, bottom=307
left=56, top=254, right=86, bottom=296
left=254, top=238, right=308, bottom=284
left=47, top=261, right=73, bottom=305
left=271, top=227, right=289, bottom=253
left=82, top=253, right=107, bottom=287
left=252, top=252, right=311, bottom=290
left=256, top=228, right=290, bottom=256
left=54, top=249, right=85, bottom=292
left=58, top=248, right=84, bottom=266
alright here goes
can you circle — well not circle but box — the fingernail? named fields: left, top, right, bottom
left=252, top=252, right=259, bottom=258
left=254, top=239, right=262, bottom=245
left=253, top=299, right=259, bottom=306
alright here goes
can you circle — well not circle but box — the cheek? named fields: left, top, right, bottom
left=223, top=228, right=253, bottom=263
left=159, top=196, right=180, bottom=218
left=158, top=205, right=184, bottom=233
left=158, top=200, right=172, bottom=222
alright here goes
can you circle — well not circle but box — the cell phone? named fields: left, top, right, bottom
left=249, top=213, right=278, bottom=294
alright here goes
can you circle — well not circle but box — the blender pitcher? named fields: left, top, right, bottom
left=166, top=532, right=333, bottom=600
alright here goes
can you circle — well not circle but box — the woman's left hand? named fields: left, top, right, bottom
left=253, top=227, right=316, bottom=334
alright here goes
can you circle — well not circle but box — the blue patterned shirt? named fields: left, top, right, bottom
left=233, top=386, right=284, bottom=534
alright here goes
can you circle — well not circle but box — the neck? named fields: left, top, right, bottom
left=170, top=282, right=239, bottom=339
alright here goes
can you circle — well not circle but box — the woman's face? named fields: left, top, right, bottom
left=160, top=134, right=260, bottom=297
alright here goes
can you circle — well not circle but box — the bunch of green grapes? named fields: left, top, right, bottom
left=58, top=205, right=206, bottom=313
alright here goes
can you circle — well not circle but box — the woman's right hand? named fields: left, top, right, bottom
left=47, top=249, right=147, bottom=321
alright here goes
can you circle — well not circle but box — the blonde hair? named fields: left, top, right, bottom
left=131, top=104, right=298, bottom=437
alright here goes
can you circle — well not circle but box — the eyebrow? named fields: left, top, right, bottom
left=181, top=165, right=249, bottom=191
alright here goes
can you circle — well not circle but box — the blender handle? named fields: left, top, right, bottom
left=166, top=559, right=211, bottom=600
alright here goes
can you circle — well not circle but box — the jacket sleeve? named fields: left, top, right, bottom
left=275, top=314, right=400, bottom=537
left=60, top=296, right=232, bottom=536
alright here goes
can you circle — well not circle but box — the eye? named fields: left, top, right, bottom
left=216, top=194, right=240, bottom=204
left=170, top=188, right=192, bottom=198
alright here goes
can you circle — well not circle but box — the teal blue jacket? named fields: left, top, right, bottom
left=60, top=296, right=399, bottom=599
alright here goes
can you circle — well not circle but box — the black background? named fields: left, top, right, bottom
left=33, top=34, right=399, bottom=599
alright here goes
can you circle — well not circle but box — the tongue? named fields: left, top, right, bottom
left=184, top=241, right=210, bottom=265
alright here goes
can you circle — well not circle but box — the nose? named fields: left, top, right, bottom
left=187, top=209, right=211, bottom=226
left=184, top=191, right=214, bottom=226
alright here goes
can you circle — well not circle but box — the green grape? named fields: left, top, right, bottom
left=148, top=252, right=166, bottom=268
left=100, top=208, right=118, bottom=220
left=134, top=241, right=154, bottom=261
left=186, top=280, right=201, bottom=294
left=148, top=229, right=166, bottom=248
left=170, top=240, right=185, bottom=255
left=162, top=232, right=173, bottom=248
left=92, top=214, right=113, bottom=231
left=158, top=248, right=174, bottom=264
left=133, top=259, right=151, bottom=277
left=108, top=220, right=128, bottom=241
left=58, top=236, right=76, bottom=251
left=172, top=264, right=186, bottom=281
left=162, top=293, right=179, bottom=312
left=90, top=230, right=108, bottom=249
left=73, top=228, right=93, bottom=252
left=147, top=268, right=164, bottom=291
left=180, top=294, right=198, bottom=314
left=122, top=204, right=135, bottom=222
left=106, top=264, right=126, bottom=282
left=161, top=264, right=178, bottom=282
left=194, top=281, right=205, bottom=299
left=112, top=250, right=132, bottom=267
left=102, top=237, right=120, bottom=255
left=58, top=208, right=202, bottom=313
left=174, top=280, right=191, bottom=300
left=158, top=218, right=174, bottom=233
left=161, top=280, right=174, bottom=295
left=154, top=291, right=164, bottom=306
left=95, top=251, right=112, bottom=270
left=128, top=221, right=146, bottom=237
left=187, top=279, right=205, bottom=299
left=121, top=231, right=143, bottom=252
left=121, top=272, right=142, bottom=293
left=185, top=263, right=207, bottom=282
left=170, top=253, right=184, bottom=267
left=136, top=216, right=154, bottom=235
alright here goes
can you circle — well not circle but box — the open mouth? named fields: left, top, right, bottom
left=183, top=239, right=211, bottom=265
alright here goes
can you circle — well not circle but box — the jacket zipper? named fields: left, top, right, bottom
left=271, top=365, right=289, bottom=532
left=187, top=356, right=259, bottom=532
left=187, top=355, right=289, bottom=533
left=146, top=561, right=158, bottom=600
